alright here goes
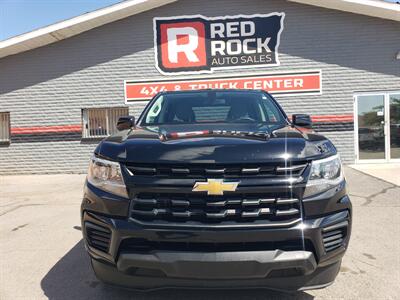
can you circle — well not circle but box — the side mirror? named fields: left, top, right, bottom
left=292, top=114, right=312, bottom=128
left=117, top=116, right=135, bottom=131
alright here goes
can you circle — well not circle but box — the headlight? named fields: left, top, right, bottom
left=87, top=155, right=128, bottom=198
left=303, top=154, right=344, bottom=198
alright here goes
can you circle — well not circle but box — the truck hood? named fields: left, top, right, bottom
left=95, top=124, right=336, bottom=163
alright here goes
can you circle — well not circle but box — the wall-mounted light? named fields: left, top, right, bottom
left=396, top=51, right=400, bottom=60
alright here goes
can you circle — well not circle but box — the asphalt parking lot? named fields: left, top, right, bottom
left=0, top=166, right=399, bottom=300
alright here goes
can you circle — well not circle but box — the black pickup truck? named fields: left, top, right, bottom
left=81, top=89, right=351, bottom=291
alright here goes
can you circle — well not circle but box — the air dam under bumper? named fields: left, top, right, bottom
left=117, top=250, right=316, bottom=279
left=91, top=251, right=340, bottom=291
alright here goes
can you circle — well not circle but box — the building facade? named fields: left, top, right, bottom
left=0, top=0, right=399, bottom=174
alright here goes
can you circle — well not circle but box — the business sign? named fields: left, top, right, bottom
left=124, top=70, right=321, bottom=103
left=154, top=13, right=285, bottom=75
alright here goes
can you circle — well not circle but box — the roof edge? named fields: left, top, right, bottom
left=0, top=0, right=177, bottom=59
left=289, top=0, right=400, bottom=22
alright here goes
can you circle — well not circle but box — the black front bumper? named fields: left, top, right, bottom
left=81, top=181, right=351, bottom=291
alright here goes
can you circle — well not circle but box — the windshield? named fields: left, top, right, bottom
left=141, top=90, right=287, bottom=126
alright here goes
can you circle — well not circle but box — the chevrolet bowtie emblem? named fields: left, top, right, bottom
left=192, top=179, right=239, bottom=195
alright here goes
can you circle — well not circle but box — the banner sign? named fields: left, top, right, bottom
left=154, top=13, right=285, bottom=75
left=124, top=70, right=321, bottom=103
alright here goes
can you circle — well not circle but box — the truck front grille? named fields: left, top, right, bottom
left=130, top=193, right=301, bottom=227
left=125, top=162, right=307, bottom=178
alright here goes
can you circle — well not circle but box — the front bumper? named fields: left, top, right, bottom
left=81, top=181, right=352, bottom=291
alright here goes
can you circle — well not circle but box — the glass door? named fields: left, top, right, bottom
left=356, top=94, right=385, bottom=160
left=389, top=94, right=400, bottom=159
left=355, top=92, right=400, bottom=162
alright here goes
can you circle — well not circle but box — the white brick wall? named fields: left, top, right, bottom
left=0, top=0, right=399, bottom=174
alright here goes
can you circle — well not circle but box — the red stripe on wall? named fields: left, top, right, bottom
left=9, top=115, right=354, bottom=135
left=11, top=125, right=82, bottom=134
left=311, top=115, right=354, bottom=122
left=288, top=114, right=354, bottom=122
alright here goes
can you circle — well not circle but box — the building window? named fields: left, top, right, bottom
left=0, top=112, right=10, bottom=143
left=82, top=107, right=129, bottom=138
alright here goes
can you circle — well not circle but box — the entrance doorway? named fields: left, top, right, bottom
left=354, top=92, right=400, bottom=162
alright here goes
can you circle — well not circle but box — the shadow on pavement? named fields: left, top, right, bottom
left=41, top=240, right=314, bottom=300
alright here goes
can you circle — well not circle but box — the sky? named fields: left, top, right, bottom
left=0, top=0, right=399, bottom=41
left=0, top=0, right=122, bottom=41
